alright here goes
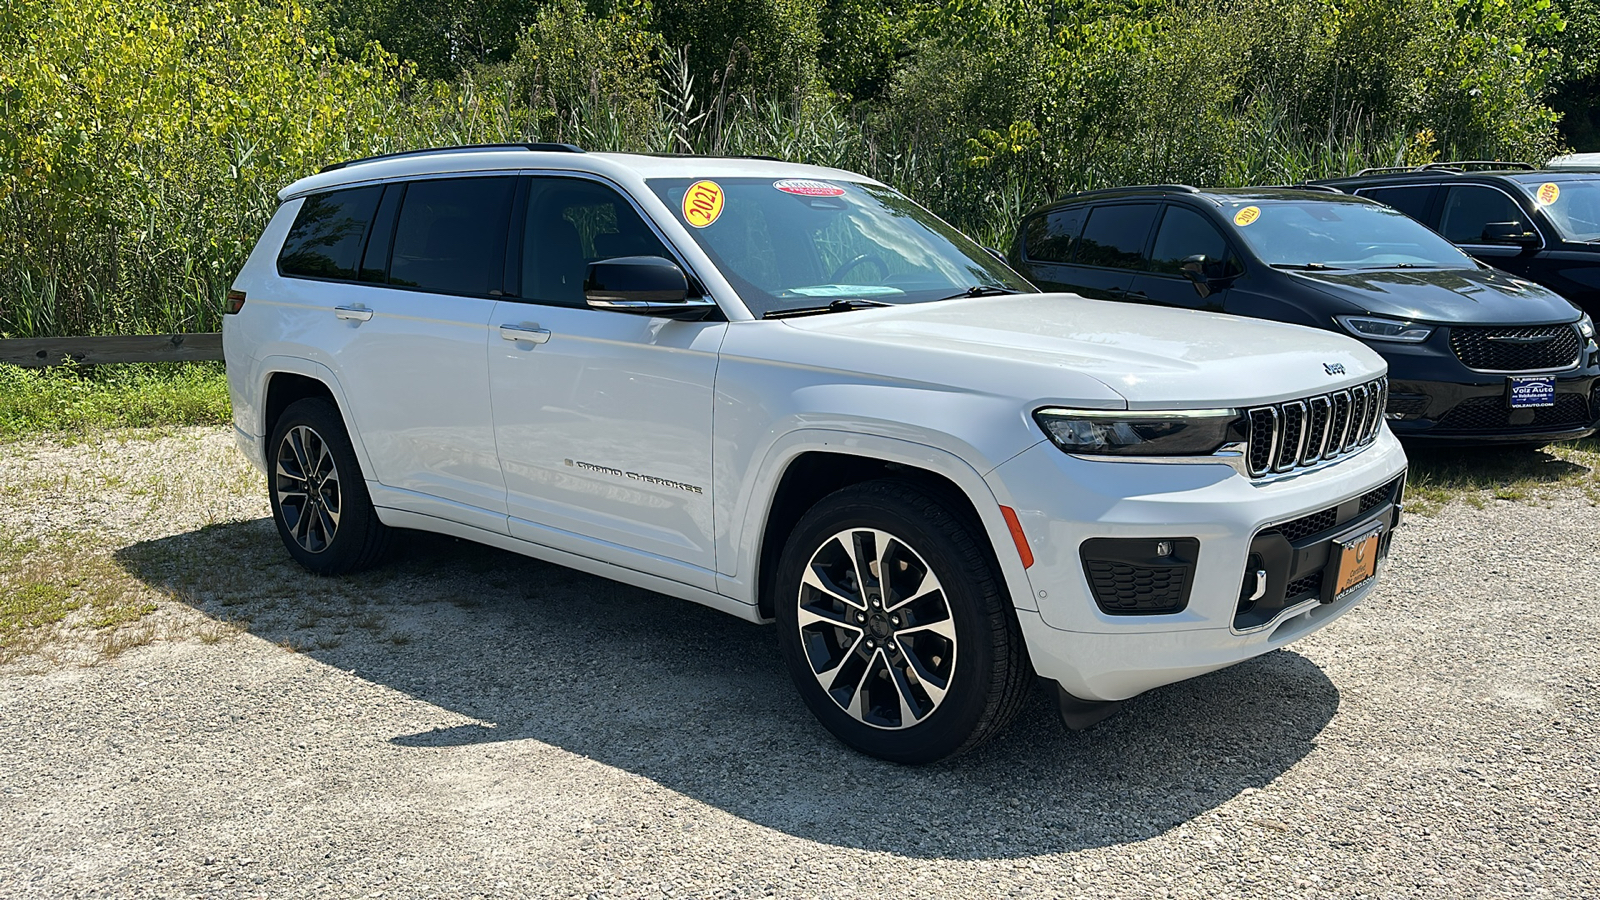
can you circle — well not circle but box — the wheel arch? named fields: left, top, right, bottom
left=255, top=356, right=375, bottom=478
left=743, top=436, right=1037, bottom=621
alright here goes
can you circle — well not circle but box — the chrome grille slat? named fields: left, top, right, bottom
left=1245, top=378, right=1387, bottom=478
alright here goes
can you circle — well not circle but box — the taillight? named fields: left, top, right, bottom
left=225, top=290, right=246, bottom=314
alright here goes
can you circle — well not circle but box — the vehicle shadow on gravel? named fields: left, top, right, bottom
left=118, top=519, right=1341, bottom=859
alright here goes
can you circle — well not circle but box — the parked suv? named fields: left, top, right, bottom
left=1009, top=186, right=1600, bottom=444
left=225, top=145, right=1407, bottom=762
left=1316, top=162, right=1600, bottom=320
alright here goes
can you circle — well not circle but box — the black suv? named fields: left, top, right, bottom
left=1008, top=185, right=1600, bottom=444
left=1316, top=162, right=1600, bottom=319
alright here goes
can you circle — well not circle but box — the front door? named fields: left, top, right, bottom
left=1126, top=203, right=1238, bottom=312
left=487, top=176, right=725, bottom=589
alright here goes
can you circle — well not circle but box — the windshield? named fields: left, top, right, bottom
left=1518, top=178, right=1600, bottom=242
left=1228, top=198, right=1476, bottom=269
left=647, top=177, right=1033, bottom=316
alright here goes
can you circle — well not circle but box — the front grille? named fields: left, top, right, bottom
left=1358, top=481, right=1394, bottom=513
left=1284, top=572, right=1323, bottom=601
left=1084, top=561, right=1190, bottom=613
left=1276, top=508, right=1338, bottom=543
left=1434, top=393, right=1591, bottom=432
left=1450, top=325, right=1581, bottom=372
left=1246, top=378, right=1386, bottom=477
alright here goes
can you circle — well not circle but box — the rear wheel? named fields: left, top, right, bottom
left=773, top=480, right=1031, bottom=763
left=268, top=398, right=391, bottom=575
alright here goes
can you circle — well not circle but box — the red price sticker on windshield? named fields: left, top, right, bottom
left=682, top=180, right=725, bottom=227
left=774, top=179, right=846, bottom=197
left=1536, top=182, right=1560, bottom=205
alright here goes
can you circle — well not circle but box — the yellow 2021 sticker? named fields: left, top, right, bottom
left=682, top=180, right=725, bottom=227
left=1536, top=182, right=1560, bottom=205
left=1234, top=206, right=1261, bottom=227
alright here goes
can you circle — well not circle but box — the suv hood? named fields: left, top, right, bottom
left=1291, top=266, right=1581, bottom=325
left=770, top=294, right=1387, bottom=408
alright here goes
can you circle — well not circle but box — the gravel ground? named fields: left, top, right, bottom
left=1, top=428, right=1597, bottom=899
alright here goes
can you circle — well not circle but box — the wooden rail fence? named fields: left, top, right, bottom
left=0, top=333, right=224, bottom=368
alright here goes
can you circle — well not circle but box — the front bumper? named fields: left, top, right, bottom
left=988, top=428, right=1408, bottom=702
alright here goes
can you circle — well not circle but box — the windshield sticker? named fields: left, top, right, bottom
left=786, top=284, right=905, bottom=297
left=1536, top=182, right=1561, bottom=205
left=682, top=181, right=725, bottom=227
left=774, top=179, right=847, bottom=197
left=1234, top=206, right=1262, bottom=226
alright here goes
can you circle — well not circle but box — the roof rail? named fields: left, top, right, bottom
left=1068, top=184, right=1202, bottom=200
left=1256, top=183, right=1345, bottom=193
left=1351, top=160, right=1535, bottom=177
left=319, top=142, right=584, bottom=174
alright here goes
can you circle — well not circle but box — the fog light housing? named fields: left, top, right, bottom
left=1080, top=537, right=1199, bottom=615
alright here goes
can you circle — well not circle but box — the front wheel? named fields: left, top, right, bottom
left=773, top=481, right=1031, bottom=763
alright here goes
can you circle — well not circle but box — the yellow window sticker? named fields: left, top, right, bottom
left=682, top=180, right=725, bottom=228
left=1536, top=182, right=1560, bottom=205
left=1234, top=206, right=1261, bottom=227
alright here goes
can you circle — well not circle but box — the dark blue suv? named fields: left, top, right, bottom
left=1008, top=186, right=1600, bottom=445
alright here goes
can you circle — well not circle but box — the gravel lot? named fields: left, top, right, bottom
left=1, top=428, right=1597, bottom=898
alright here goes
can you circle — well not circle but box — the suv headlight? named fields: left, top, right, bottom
left=1337, top=315, right=1434, bottom=343
left=1579, top=314, right=1594, bottom=339
left=1034, top=408, right=1244, bottom=456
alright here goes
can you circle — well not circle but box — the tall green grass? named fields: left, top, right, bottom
left=0, top=363, right=231, bottom=438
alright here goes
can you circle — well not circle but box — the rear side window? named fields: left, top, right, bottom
left=277, top=186, right=383, bottom=280
left=388, top=177, right=516, bottom=295
left=1024, top=209, right=1084, bottom=263
left=1148, top=205, right=1230, bottom=275
left=1357, top=185, right=1436, bottom=222
left=1076, top=204, right=1158, bottom=270
left=1438, top=186, right=1528, bottom=244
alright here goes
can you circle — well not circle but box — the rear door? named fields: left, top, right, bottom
left=1126, top=203, right=1240, bottom=312
left=1353, top=184, right=1439, bottom=225
left=1050, top=203, right=1159, bottom=301
left=487, top=175, right=725, bottom=589
left=330, top=176, right=515, bottom=529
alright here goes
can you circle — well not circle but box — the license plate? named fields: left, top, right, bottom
left=1508, top=375, right=1557, bottom=408
left=1328, top=521, right=1385, bottom=603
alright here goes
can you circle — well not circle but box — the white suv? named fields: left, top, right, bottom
left=223, top=144, right=1408, bottom=762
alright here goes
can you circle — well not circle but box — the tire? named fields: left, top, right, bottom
left=267, top=398, right=392, bottom=575
left=773, top=480, right=1031, bottom=763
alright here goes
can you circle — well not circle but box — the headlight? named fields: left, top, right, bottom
left=1337, top=315, right=1434, bottom=343
left=1034, top=408, right=1244, bottom=456
left=1579, top=314, right=1595, bottom=339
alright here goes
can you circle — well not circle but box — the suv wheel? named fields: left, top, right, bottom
left=268, top=398, right=391, bottom=575
left=774, top=481, right=1031, bottom=763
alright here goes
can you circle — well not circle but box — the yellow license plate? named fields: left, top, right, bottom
left=1331, top=525, right=1384, bottom=600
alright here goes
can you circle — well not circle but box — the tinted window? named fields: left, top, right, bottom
left=1024, top=209, right=1084, bottom=263
left=1357, top=185, right=1436, bottom=222
left=1076, top=204, right=1158, bottom=270
left=1438, top=186, right=1528, bottom=244
left=359, top=185, right=403, bottom=283
left=1148, top=205, right=1229, bottom=275
left=387, top=177, right=515, bottom=295
left=278, top=186, right=382, bottom=280
left=521, top=178, right=672, bottom=307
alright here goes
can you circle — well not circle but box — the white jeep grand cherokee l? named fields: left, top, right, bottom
left=223, top=144, right=1408, bottom=763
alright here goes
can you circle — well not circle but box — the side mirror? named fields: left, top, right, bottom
left=1480, top=222, right=1539, bottom=248
left=984, top=247, right=1006, bottom=262
left=584, top=256, right=716, bottom=320
left=1180, top=253, right=1232, bottom=297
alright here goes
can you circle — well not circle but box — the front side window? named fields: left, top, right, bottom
left=647, top=177, right=1032, bottom=316
left=278, top=186, right=383, bottom=280
left=1439, top=186, right=1528, bottom=244
left=1148, top=205, right=1232, bottom=275
left=1024, top=208, right=1084, bottom=263
left=1076, top=204, right=1158, bottom=270
left=387, top=177, right=516, bottom=295
left=1516, top=178, right=1600, bottom=242
left=1229, top=198, right=1475, bottom=269
left=522, top=177, right=672, bottom=307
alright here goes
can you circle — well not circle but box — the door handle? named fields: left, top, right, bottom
left=1125, top=290, right=1149, bottom=301
left=334, top=306, right=373, bottom=322
left=1104, top=288, right=1127, bottom=298
left=499, top=324, right=551, bottom=344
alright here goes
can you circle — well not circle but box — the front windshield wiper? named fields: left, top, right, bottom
left=933, top=285, right=1025, bottom=302
left=763, top=298, right=892, bottom=320
left=1270, top=263, right=1342, bottom=271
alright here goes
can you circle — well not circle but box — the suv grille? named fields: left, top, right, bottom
left=1449, top=325, right=1581, bottom=372
left=1246, top=378, right=1386, bottom=477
